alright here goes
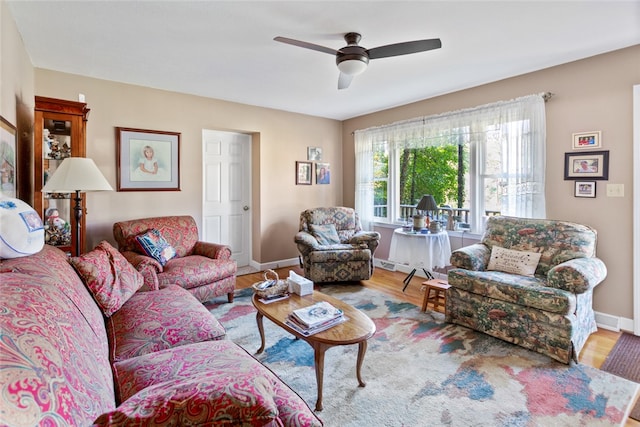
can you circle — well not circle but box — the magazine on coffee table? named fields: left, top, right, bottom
left=286, top=314, right=348, bottom=337
left=291, top=301, right=344, bottom=328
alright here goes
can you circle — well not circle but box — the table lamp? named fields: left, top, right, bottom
left=42, top=157, right=113, bottom=256
left=414, top=194, right=438, bottom=231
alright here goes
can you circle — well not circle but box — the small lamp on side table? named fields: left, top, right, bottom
left=414, top=194, right=438, bottom=231
left=42, top=157, right=113, bottom=257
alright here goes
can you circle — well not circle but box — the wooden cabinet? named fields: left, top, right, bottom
left=34, top=96, right=89, bottom=256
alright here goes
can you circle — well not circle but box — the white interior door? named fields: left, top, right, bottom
left=202, top=129, right=251, bottom=266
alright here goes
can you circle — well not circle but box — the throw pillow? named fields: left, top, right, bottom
left=310, top=223, right=340, bottom=245
left=487, top=246, right=542, bottom=277
left=135, top=228, right=176, bottom=266
left=70, top=241, right=144, bottom=317
left=0, top=197, right=45, bottom=259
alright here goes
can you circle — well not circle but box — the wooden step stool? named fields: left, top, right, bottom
left=421, top=279, right=451, bottom=313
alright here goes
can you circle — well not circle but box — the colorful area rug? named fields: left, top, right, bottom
left=206, top=285, right=639, bottom=426
left=600, top=332, right=640, bottom=421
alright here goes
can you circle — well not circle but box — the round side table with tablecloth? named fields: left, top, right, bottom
left=388, top=228, right=452, bottom=291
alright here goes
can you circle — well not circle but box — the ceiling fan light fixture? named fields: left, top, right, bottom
left=337, top=58, right=368, bottom=76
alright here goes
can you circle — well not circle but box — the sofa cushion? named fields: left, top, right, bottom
left=99, top=340, right=322, bottom=426
left=157, top=255, right=237, bottom=290
left=135, top=228, right=176, bottom=266
left=310, top=223, right=341, bottom=245
left=106, top=284, right=225, bottom=362
left=487, top=246, right=541, bottom=277
left=1, top=269, right=116, bottom=426
left=448, top=268, right=576, bottom=314
left=70, top=240, right=144, bottom=317
left=308, top=247, right=371, bottom=263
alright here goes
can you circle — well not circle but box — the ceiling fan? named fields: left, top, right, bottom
left=274, top=32, right=442, bottom=89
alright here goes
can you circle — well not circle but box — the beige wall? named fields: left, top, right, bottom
left=343, top=45, right=640, bottom=320
left=32, top=70, right=343, bottom=264
left=1, top=1, right=35, bottom=201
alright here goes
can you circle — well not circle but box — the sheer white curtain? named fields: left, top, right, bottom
left=354, top=130, right=375, bottom=230
left=354, top=94, right=546, bottom=226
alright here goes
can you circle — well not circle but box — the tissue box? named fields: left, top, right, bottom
left=287, top=271, right=314, bottom=296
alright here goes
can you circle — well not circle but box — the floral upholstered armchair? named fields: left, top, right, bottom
left=294, top=207, right=381, bottom=283
left=446, top=216, right=607, bottom=364
left=113, top=215, right=236, bottom=303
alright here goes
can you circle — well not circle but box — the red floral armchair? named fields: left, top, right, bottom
left=113, top=215, right=236, bottom=303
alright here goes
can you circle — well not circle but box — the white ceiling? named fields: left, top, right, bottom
left=7, top=1, right=640, bottom=121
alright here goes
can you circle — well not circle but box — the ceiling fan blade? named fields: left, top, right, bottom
left=367, top=38, right=442, bottom=59
left=273, top=36, right=338, bottom=55
left=338, top=72, right=354, bottom=90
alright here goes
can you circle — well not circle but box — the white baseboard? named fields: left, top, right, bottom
left=255, top=257, right=300, bottom=272
left=594, top=311, right=635, bottom=333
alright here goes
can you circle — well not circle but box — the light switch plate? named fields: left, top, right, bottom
left=606, top=184, right=624, bottom=197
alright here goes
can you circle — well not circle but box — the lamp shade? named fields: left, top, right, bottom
left=416, top=195, right=438, bottom=212
left=337, top=58, right=368, bottom=76
left=42, top=157, right=112, bottom=193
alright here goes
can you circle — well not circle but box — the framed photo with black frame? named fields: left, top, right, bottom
left=574, top=181, right=596, bottom=198
left=564, top=150, right=609, bottom=180
left=116, top=127, right=181, bottom=191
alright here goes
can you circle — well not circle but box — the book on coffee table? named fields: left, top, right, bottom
left=291, top=301, right=343, bottom=328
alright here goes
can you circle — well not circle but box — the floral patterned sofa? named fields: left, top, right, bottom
left=0, top=244, right=322, bottom=426
left=446, top=216, right=607, bottom=364
left=294, top=207, right=380, bottom=283
left=113, top=215, right=236, bottom=303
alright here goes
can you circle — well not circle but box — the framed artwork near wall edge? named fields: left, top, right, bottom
left=0, top=115, right=18, bottom=199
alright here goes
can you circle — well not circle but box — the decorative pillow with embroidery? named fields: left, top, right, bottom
left=487, top=246, right=542, bottom=277
left=310, top=223, right=341, bottom=245
left=135, top=229, right=177, bottom=266
left=70, top=240, right=144, bottom=317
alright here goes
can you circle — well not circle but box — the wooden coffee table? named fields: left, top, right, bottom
left=252, top=290, right=376, bottom=411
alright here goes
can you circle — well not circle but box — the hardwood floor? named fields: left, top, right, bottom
left=236, top=266, right=639, bottom=426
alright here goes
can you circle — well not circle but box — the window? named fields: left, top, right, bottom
left=355, top=94, right=547, bottom=233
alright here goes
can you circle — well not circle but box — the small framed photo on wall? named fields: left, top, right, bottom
left=307, top=147, right=322, bottom=161
left=316, top=162, right=330, bottom=184
left=296, top=161, right=312, bottom=185
left=572, top=131, right=601, bottom=150
left=574, top=181, right=596, bottom=198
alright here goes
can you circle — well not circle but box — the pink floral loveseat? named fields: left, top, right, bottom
left=113, top=215, right=237, bottom=303
left=0, top=244, right=322, bottom=426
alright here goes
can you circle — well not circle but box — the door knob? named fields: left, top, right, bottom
left=243, top=206, right=250, bottom=211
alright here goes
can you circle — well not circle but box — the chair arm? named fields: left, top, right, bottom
left=120, top=251, right=161, bottom=291
left=449, top=243, right=490, bottom=271
left=349, top=231, right=381, bottom=253
left=192, top=241, right=232, bottom=260
left=294, top=231, right=323, bottom=255
left=547, top=257, right=607, bottom=294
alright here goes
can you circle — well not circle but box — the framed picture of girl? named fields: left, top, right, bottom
left=116, top=127, right=181, bottom=191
